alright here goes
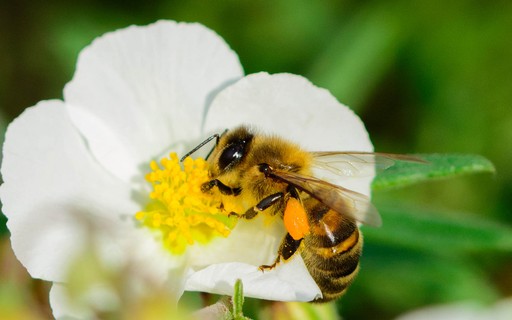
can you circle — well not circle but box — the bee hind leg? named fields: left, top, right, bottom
left=259, top=233, right=302, bottom=272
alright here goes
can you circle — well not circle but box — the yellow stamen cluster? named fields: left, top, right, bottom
left=135, top=153, right=238, bottom=254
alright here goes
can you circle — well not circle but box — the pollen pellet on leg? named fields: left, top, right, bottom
left=284, top=198, right=310, bottom=240
left=135, top=152, right=239, bottom=254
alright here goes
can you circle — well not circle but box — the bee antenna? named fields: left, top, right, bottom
left=180, top=130, right=227, bottom=162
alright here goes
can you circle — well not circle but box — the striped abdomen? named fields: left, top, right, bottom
left=300, top=199, right=363, bottom=302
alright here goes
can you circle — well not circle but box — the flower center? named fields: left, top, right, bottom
left=135, top=153, right=238, bottom=254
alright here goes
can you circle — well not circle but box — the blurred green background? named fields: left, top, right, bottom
left=1, top=0, right=511, bottom=319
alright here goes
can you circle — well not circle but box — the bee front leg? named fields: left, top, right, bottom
left=231, top=192, right=284, bottom=220
left=259, top=233, right=303, bottom=272
left=201, top=179, right=241, bottom=196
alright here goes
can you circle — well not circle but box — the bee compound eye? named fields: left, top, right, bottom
left=218, top=141, right=245, bottom=171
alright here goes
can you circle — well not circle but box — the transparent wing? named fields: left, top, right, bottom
left=271, top=170, right=382, bottom=227
left=311, top=152, right=427, bottom=178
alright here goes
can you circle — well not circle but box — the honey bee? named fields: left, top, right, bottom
left=182, top=126, right=423, bottom=302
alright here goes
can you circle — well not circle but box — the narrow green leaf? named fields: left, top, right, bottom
left=372, top=154, right=495, bottom=191
left=232, top=279, right=248, bottom=320
left=363, top=205, right=512, bottom=254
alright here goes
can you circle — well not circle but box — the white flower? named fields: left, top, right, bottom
left=0, top=20, right=373, bottom=318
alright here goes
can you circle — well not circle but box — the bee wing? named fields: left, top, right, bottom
left=311, top=152, right=427, bottom=178
left=272, top=170, right=382, bottom=227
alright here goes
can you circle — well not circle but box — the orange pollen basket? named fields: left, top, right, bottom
left=283, top=198, right=310, bottom=240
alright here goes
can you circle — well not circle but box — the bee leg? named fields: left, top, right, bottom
left=234, top=192, right=284, bottom=220
left=259, top=233, right=303, bottom=272
left=229, top=192, right=283, bottom=219
left=201, top=179, right=241, bottom=196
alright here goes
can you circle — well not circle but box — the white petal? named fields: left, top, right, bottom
left=186, top=255, right=320, bottom=302
left=187, top=217, right=284, bottom=268
left=185, top=217, right=321, bottom=301
left=65, top=20, right=244, bottom=182
left=0, top=101, right=139, bottom=282
left=203, top=72, right=374, bottom=195
left=204, top=72, right=372, bottom=151
left=50, top=283, right=95, bottom=320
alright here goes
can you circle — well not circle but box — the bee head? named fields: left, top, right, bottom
left=215, top=126, right=254, bottom=173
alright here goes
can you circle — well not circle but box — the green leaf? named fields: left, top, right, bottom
left=363, top=205, right=512, bottom=254
left=372, top=154, right=495, bottom=191
left=232, top=279, right=251, bottom=320
left=232, top=279, right=244, bottom=318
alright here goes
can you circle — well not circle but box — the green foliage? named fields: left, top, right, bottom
left=342, top=244, right=501, bottom=319
left=365, top=205, right=512, bottom=254
left=232, top=279, right=250, bottom=320
left=308, top=3, right=407, bottom=110
left=372, top=154, right=496, bottom=191
left=0, top=214, right=6, bottom=236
